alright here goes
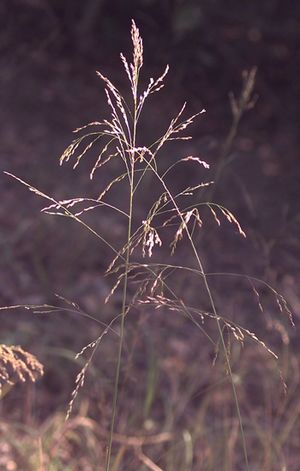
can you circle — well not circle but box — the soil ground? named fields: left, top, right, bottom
left=1, top=2, right=300, bottom=469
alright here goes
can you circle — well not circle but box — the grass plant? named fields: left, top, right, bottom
left=2, top=20, right=294, bottom=470
left=0, top=343, right=43, bottom=395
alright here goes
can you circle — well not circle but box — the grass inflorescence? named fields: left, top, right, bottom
left=2, top=19, right=294, bottom=471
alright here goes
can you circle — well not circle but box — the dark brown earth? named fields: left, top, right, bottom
left=1, top=1, right=300, bottom=469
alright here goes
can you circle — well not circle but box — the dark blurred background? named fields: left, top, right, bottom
left=1, top=0, right=299, bottom=279
left=0, top=1, right=300, bottom=468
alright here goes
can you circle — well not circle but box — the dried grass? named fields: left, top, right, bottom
left=0, top=344, right=43, bottom=393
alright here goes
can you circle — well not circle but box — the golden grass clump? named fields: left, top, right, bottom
left=0, top=344, right=44, bottom=393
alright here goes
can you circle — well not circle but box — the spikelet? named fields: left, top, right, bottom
left=66, top=316, right=118, bottom=420
left=276, top=294, right=295, bottom=327
left=207, top=204, right=246, bottom=237
left=181, top=156, right=210, bottom=169
left=170, top=208, right=202, bottom=254
left=121, top=20, right=144, bottom=101
left=142, top=220, right=162, bottom=257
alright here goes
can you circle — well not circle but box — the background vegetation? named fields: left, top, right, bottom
left=1, top=1, right=299, bottom=469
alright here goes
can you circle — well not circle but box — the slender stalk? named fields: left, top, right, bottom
left=105, top=165, right=134, bottom=471
left=105, top=96, right=138, bottom=469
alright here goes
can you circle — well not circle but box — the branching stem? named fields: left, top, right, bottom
left=105, top=101, right=138, bottom=470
